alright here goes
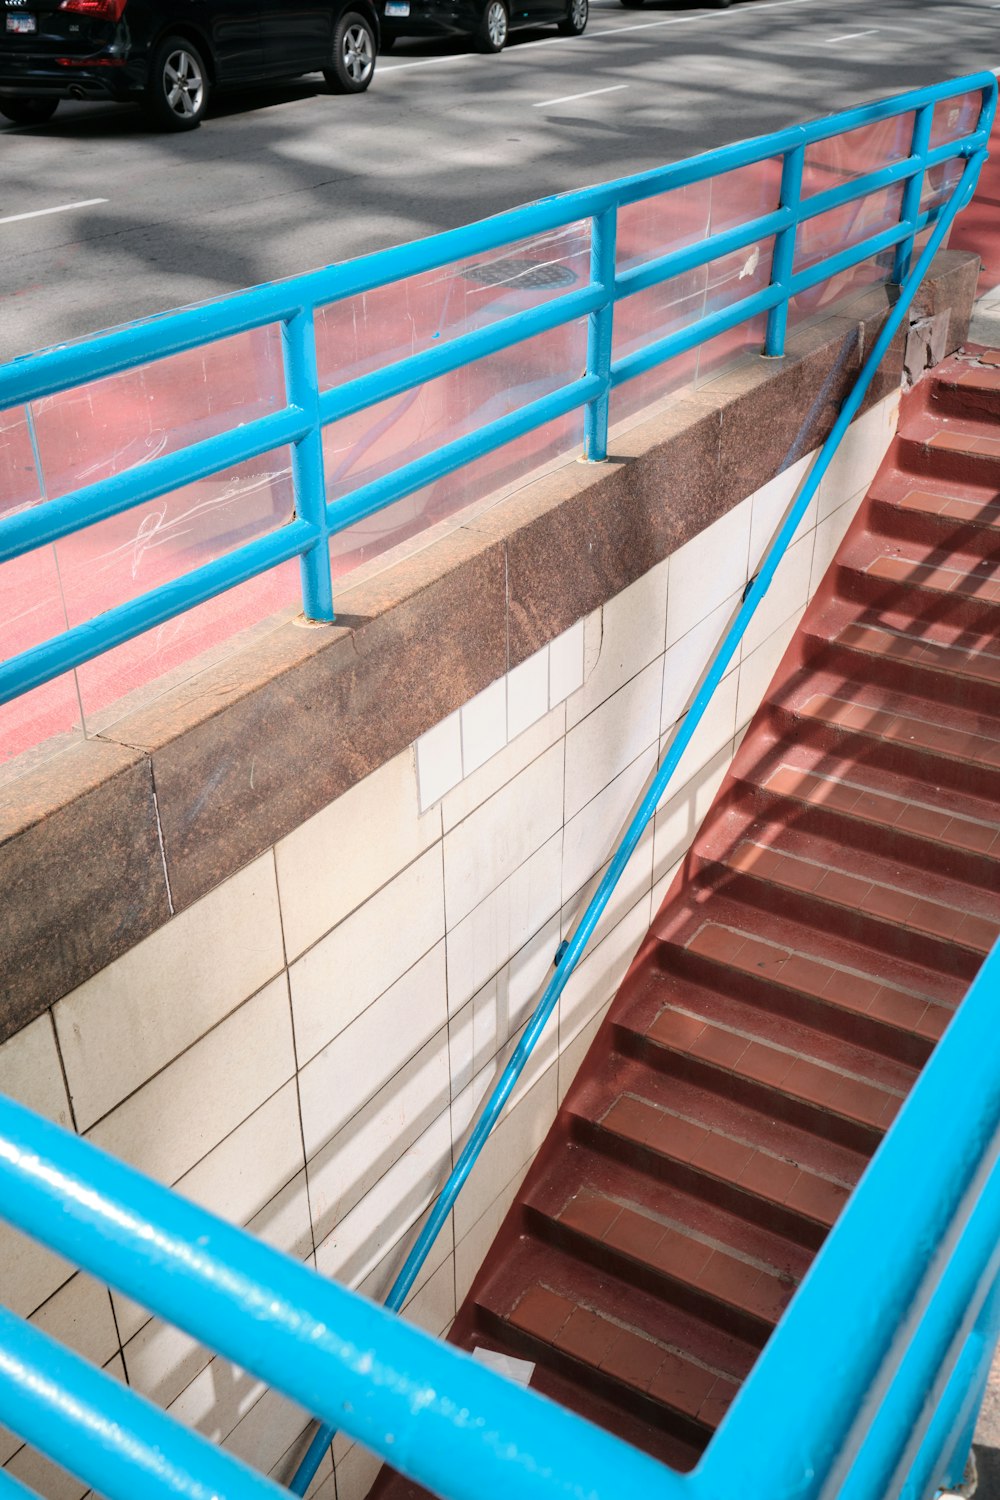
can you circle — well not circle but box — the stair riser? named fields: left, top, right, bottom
left=770, top=705, right=1000, bottom=804
left=929, top=381, right=1000, bottom=422
left=836, top=565, right=1000, bottom=634
left=660, top=940, right=934, bottom=1068
left=740, top=781, right=1000, bottom=902
left=616, top=1027, right=885, bottom=1157
left=574, top=1115, right=830, bottom=1252
left=472, top=1304, right=715, bottom=1450
left=525, top=1207, right=776, bottom=1348
left=896, top=434, right=1000, bottom=487
left=868, top=496, right=1000, bottom=558
left=712, top=865, right=984, bottom=983
left=804, top=636, right=1000, bottom=719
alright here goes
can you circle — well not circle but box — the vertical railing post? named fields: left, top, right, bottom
left=764, top=141, right=805, bottom=357
left=893, top=102, right=935, bottom=285
left=282, top=306, right=334, bottom=623
left=583, top=204, right=618, bottom=462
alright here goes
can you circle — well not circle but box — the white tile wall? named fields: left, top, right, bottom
left=2, top=391, right=900, bottom=1500
left=290, top=845, right=446, bottom=1067
left=275, top=749, right=441, bottom=961
left=443, top=743, right=563, bottom=927
left=54, top=854, right=285, bottom=1131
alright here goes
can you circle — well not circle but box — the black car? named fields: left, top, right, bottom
left=380, top=0, right=585, bottom=54
left=0, top=0, right=379, bottom=130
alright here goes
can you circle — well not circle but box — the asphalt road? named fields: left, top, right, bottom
left=0, top=0, right=996, bottom=358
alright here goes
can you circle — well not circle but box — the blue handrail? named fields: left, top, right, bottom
left=0, top=1093, right=686, bottom=1500
left=0, top=72, right=995, bottom=1500
left=289, top=90, right=996, bottom=1495
left=0, top=75, right=993, bottom=708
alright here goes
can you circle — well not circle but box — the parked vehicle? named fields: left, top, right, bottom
left=0, top=0, right=379, bottom=131
left=379, top=0, right=586, bottom=55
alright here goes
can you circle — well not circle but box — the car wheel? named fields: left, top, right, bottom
left=324, top=12, right=377, bottom=92
left=0, top=97, right=59, bottom=125
left=558, top=0, right=587, bottom=33
left=475, top=0, right=508, bottom=51
left=143, top=36, right=209, bottom=131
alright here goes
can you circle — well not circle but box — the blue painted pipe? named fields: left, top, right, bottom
left=0, top=1095, right=689, bottom=1500
left=0, top=1305, right=291, bottom=1500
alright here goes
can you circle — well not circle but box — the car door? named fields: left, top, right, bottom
left=256, top=0, right=332, bottom=73
left=188, top=0, right=262, bottom=80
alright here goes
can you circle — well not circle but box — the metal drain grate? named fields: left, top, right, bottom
left=462, top=257, right=579, bottom=290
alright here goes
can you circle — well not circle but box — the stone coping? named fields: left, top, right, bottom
left=0, top=250, right=979, bottom=1037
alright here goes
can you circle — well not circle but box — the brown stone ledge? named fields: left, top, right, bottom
left=0, top=250, right=979, bottom=1037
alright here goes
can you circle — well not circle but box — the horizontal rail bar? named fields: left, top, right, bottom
left=0, top=1095, right=688, bottom=1500
left=317, top=280, right=605, bottom=427
left=611, top=281, right=783, bottom=388
left=0, top=1306, right=290, bottom=1500
left=0, top=519, right=314, bottom=706
left=325, top=373, right=602, bottom=532
left=0, top=75, right=991, bottom=409
left=614, top=206, right=791, bottom=300
left=798, top=153, right=921, bottom=221
left=0, top=405, right=309, bottom=564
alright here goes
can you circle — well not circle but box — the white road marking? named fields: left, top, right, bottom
left=535, top=82, right=627, bottom=106
left=379, top=0, right=866, bottom=73
left=824, top=28, right=879, bottom=42
left=0, top=198, right=108, bottom=226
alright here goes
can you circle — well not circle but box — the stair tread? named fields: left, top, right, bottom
left=618, top=960, right=917, bottom=1097
left=709, top=824, right=1000, bottom=958
left=735, top=720, right=1000, bottom=858
left=901, top=407, right=1000, bottom=452
left=806, top=598, right=1000, bottom=680
left=478, top=1235, right=757, bottom=1429
left=651, top=886, right=965, bottom=1013
left=568, top=1051, right=867, bottom=1225
left=779, top=664, right=1000, bottom=767
left=527, top=1141, right=812, bottom=1286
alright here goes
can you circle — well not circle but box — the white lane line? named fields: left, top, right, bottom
left=0, top=198, right=108, bottom=226
left=535, top=82, right=627, bottom=106
left=379, top=0, right=866, bottom=73
left=824, top=28, right=878, bottom=42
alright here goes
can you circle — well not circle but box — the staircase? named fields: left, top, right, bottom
left=375, top=349, right=1000, bottom=1492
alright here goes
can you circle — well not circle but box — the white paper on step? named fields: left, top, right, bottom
left=471, top=1347, right=535, bottom=1386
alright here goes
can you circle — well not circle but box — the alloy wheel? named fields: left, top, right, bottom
left=163, top=48, right=205, bottom=121
left=487, top=1, right=507, bottom=47
left=342, top=24, right=374, bottom=85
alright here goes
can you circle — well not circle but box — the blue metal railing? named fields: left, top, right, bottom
left=0, top=69, right=995, bottom=1500
left=0, top=75, right=993, bottom=710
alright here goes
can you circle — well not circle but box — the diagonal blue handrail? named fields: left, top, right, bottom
left=289, top=133, right=994, bottom=1494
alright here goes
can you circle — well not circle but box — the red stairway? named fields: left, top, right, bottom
left=376, top=349, right=1000, bottom=1489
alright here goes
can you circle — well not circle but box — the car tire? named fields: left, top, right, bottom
left=324, top=12, right=377, bottom=92
left=0, top=97, right=59, bottom=125
left=474, top=0, right=508, bottom=52
left=558, top=0, right=587, bottom=33
left=142, top=36, right=209, bottom=131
